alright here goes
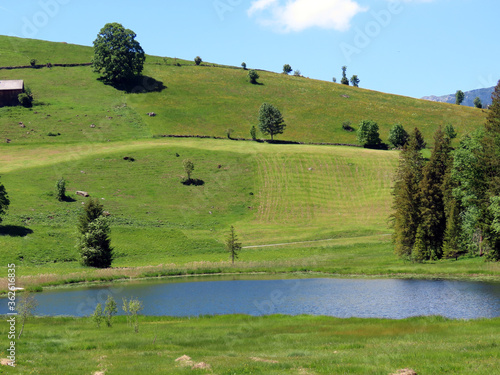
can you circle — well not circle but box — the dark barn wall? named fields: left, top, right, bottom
left=0, top=89, right=23, bottom=107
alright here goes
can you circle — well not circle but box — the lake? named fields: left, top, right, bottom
left=2, top=276, right=500, bottom=319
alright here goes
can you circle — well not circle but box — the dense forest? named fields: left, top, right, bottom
left=392, top=81, right=500, bottom=261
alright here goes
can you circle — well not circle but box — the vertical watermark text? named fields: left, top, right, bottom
left=6, top=264, right=17, bottom=367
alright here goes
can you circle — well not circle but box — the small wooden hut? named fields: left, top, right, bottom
left=0, top=80, right=24, bottom=107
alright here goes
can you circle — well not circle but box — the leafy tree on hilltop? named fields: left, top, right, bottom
left=92, top=23, right=145, bottom=82
left=194, top=56, right=202, bottom=66
left=0, top=177, right=9, bottom=225
left=341, top=66, right=349, bottom=85
left=258, top=103, right=286, bottom=141
left=350, top=75, right=360, bottom=87
left=474, top=97, right=483, bottom=109
left=283, top=64, right=292, bottom=75
left=455, top=90, right=465, bottom=105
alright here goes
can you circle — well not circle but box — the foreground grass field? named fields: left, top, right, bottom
left=0, top=315, right=498, bottom=374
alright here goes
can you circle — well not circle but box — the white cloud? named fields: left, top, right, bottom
left=247, top=0, right=368, bottom=33
left=248, top=0, right=279, bottom=15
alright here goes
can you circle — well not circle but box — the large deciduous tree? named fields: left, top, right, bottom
left=388, top=123, right=409, bottom=148
left=258, top=103, right=286, bottom=141
left=356, top=120, right=382, bottom=148
left=92, top=23, right=145, bottom=83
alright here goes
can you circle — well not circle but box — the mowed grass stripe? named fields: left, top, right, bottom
left=254, top=150, right=397, bottom=232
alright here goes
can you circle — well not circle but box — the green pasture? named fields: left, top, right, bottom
left=0, top=35, right=486, bottom=147
left=0, top=315, right=498, bottom=374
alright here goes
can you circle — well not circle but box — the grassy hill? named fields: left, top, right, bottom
left=0, top=36, right=486, bottom=146
left=0, top=36, right=497, bottom=284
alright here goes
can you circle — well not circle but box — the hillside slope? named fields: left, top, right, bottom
left=0, top=36, right=487, bottom=146
left=0, top=36, right=495, bottom=279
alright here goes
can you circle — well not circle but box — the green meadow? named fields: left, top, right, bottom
left=0, top=35, right=498, bottom=287
left=0, top=35, right=498, bottom=375
left=0, top=315, right=498, bottom=374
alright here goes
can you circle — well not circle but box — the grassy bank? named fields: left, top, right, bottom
left=0, top=315, right=498, bottom=374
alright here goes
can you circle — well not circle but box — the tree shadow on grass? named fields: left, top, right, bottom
left=100, top=75, right=167, bottom=93
left=181, top=178, right=205, bottom=186
left=0, top=225, right=33, bottom=237
left=61, top=195, right=77, bottom=203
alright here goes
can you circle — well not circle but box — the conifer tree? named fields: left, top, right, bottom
left=442, top=199, right=462, bottom=259
left=412, top=224, right=428, bottom=262
left=414, top=127, right=426, bottom=150
left=418, top=127, right=452, bottom=259
left=482, top=80, right=500, bottom=260
left=442, top=157, right=462, bottom=259
left=391, top=131, right=425, bottom=259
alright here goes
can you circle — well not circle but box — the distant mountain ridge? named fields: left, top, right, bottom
left=422, top=86, right=495, bottom=108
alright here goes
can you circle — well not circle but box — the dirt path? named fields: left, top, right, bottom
left=242, top=234, right=391, bottom=249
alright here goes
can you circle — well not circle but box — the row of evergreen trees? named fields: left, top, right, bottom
left=392, top=81, right=500, bottom=262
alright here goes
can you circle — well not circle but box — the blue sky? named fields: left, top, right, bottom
left=0, top=0, right=498, bottom=98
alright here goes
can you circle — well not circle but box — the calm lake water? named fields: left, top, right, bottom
left=3, top=276, right=500, bottom=319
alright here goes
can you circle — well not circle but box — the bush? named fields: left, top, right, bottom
left=250, top=125, right=257, bottom=140
left=248, top=70, right=259, bottom=84
left=18, top=86, right=34, bottom=107
left=194, top=56, right=202, bottom=66
left=18, top=93, right=32, bottom=108
left=56, top=177, right=66, bottom=201
left=293, top=70, right=302, bottom=77
left=92, top=303, right=104, bottom=328
left=30, top=58, right=37, bottom=67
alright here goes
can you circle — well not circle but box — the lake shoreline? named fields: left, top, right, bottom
left=3, top=267, right=500, bottom=296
